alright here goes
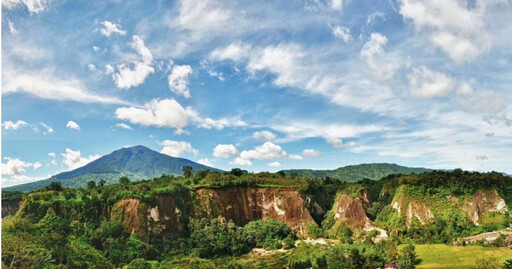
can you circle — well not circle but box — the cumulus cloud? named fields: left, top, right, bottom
left=66, top=120, right=80, bottom=130
left=330, top=25, right=351, bottom=42
left=398, top=0, right=503, bottom=63
left=197, top=158, right=214, bottom=167
left=360, top=33, right=399, bottom=79
left=409, top=66, right=454, bottom=98
left=329, top=0, right=348, bottom=11
left=108, top=35, right=154, bottom=89
left=173, top=0, right=232, bottom=36
left=302, top=149, right=320, bottom=157
left=116, top=98, right=189, bottom=131
left=2, top=0, right=51, bottom=13
left=8, top=20, right=18, bottom=35
left=1, top=157, right=34, bottom=176
left=3, top=120, right=28, bottom=130
left=326, top=137, right=358, bottom=150
left=159, top=140, right=198, bottom=157
left=33, top=162, right=42, bottom=169
left=116, top=123, right=133, bottom=130
left=61, top=148, right=100, bottom=170
left=239, top=142, right=287, bottom=160
left=458, top=90, right=511, bottom=126
left=288, top=154, right=303, bottom=160
left=210, top=43, right=251, bottom=62
left=252, top=130, right=276, bottom=141
left=168, top=65, right=193, bottom=98
left=268, top=161, right=282, bottom=168
left=230, top=156, right=252, bottom=166
left=98, top=20, right=127, bottom=37
left=213, top=144, right=238, bottom=159
left=186, top=108, right=247, bottom=130
left=39, top=122, right=54, bottom=134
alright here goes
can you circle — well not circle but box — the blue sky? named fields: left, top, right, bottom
left=2, top=0, right=512, bottom=187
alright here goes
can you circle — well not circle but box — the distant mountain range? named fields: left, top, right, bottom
left=4, top=145, right=221, bottom=192
left=281, top=163, right=431, bottom=182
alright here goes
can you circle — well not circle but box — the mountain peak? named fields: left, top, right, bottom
left=4, top=145, right=222, bottom=192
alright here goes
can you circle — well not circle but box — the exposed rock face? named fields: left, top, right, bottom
left=392, top=199, right=433, bottom=228
left=330, top=194, right=388, bottom=241
left=112, top=198, right=148, bottom=236
left=195, top=188, right=317, bottom=237
left=1, top=200, right=21, bottom=218
left=462, top=189, right=509, bottom=225
left=113, top=187, right=319, bottom=238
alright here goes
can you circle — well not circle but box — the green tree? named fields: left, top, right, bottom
left=119, top=176, right=130, bottom=186
left=99, top=179, right=106, bottom=187
left=183, top=166, right=193, bottom=178
left=125, top=258, right=152, bottom=269
left=397, top=244, right=417, bottom=269
left=48, top=181, right=63, bottom=191
left=502, top=259, right=512, bottom=269
left=87, top=180, right=97, bottom=189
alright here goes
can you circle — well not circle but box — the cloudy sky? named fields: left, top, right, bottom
left=2, top=0, right=512, bottom=186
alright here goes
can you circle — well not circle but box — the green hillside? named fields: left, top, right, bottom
left=3, top=145, right=221, bottom=193
left=281, top=163, right=431, bottom=182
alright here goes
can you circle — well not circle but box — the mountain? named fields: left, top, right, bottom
left=4, top=145, right=221, bottom=192
left=281, top=163, right=431, bottom=182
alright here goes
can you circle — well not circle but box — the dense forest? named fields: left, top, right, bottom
left=2, top=168, right=512, bottom=268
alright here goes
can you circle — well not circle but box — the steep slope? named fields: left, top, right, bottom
left=3, top=145, right=221, bottom=192
left=281, top=163, right=431, bottom=182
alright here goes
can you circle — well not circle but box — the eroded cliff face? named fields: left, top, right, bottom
left=1, top=200, right=21, bottom=218
left=462, top=189, right=509, bottom=225
left=113, top=187, right=320, bottom=238
left=195, top=188, right=318, bottom=237
left=391, top=199, right=434, bottom=228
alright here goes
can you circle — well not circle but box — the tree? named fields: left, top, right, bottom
left=48, top=181, right=63, bottom=191
left=397, top=244, right=417, bottom=269
left=98, top=180, right=106, bottom=187
left=87, top=180, right=96, bottom=189
left=119, top=176, right=130, bottom=186
left=502, top=259, right=512, bottom=269
left=183, top=166, right=193, bottom=178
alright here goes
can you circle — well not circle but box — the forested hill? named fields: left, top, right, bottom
left=281, top=163, right=431, bottom=182
left=3, top=145, right=221, bottom=193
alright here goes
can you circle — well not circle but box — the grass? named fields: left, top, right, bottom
left=416, top=244, right=512, bottom=269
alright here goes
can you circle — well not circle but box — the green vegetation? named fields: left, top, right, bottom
left=2, top=168, right=512, bottom=268
left=415, top=244, right=512, bottom=269
left=282, top=163, right=431, bottom=182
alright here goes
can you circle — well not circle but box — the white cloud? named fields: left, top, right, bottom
left=360, top=33, right=399, bottom=79
left=326, top=137, right=358, bottom=150
left=173, top=0, right=232, bottom=35
left=1, top=157, right=34, bottom=176
left=409, top=66, right=454, bottom=98
left=66, top=120, right=80, bottom=130
left=289, top=154, right=303, bottom=160
left=398, top=0, right=503, bottom=63
left=457, top=82, right=474, bottom=96
left=302, top=149, right=320, bottom=157
left=239, top=141, right=287, bottom=160
left=3, top=120, right=28, bottom=130
left=252, top=130, right=276, bottom=141
left=168, top=65, right=193, bottom=98
left=329, top=0, right=348, bottom=11
left=116, top=98, right=189, bottom=130
left=116, top=123, right=133, bottom=130
left=2, top=0, right=51, bottom=13
left=210, top=43, right=251, bottom=62
left=88, top=64, right=96, bottom=71
left=8, top=20, right=18, bottom=35
left=230, top=156, right=252, bottom=166
left=268, top=161, right=282, bottom=168
left=213, top=144, right=238, bottom=159
left=247, top=44, right=303, bottom=87
left=39, top=122, right=54, bottom=134
left=33, top=162, right=42, bottom=169
left=159, top=140, right=198, bottom=157
left=186, top=107, right=247, bottom=130
left=197, top=158, right=214, bottom=167
left=330, top=25, right=351, bottom=42
left=48, top=152, right=56, bottom=158
left=2, top=68, right=127, bottom=104
left=108, top=35, right=154, bottom=89
left=271, top=121, right=384, bottom=142
left=61, top=148, right=100, bottom=170
left=98, top=20, right=127, bottom=37
left=208, top=70, right=225, bottom=81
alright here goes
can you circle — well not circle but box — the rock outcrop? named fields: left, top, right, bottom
left=462, top=189, right=509, bottom=225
